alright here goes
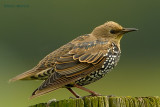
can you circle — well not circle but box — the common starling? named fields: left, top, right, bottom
left=10, top=21, right=138, bottom=98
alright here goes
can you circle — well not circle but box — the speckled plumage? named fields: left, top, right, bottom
left=10, top=21, right=138, bottom=98
left=75, top=42, right=121, bottom=86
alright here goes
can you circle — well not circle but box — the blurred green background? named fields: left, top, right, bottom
left=0, top=0, right=160, bottom=106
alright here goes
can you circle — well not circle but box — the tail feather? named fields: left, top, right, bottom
left=9, top=68, right=39, bottom=82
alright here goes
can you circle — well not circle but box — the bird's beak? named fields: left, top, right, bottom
left=121, top=28, right=138, bottom=34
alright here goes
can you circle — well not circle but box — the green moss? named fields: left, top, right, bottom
left=30, top=96, right=160, bottom=107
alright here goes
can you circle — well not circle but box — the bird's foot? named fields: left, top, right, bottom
left=46, top=99, right=56, bottom=107
left=91, top=92, right=101, bottom=96
left=69, top=96, right=81, bottom=99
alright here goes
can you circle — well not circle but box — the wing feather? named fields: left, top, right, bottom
left=31, top=40, right=109, bottom=98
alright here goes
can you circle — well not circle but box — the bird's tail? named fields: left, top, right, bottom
left=9, top=68, right=39, bottom=82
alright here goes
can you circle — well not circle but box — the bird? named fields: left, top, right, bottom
left=10, top=21, right=138, bottom=99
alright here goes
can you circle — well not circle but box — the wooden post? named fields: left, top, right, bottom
left=29, top=96, right=160, bottom=107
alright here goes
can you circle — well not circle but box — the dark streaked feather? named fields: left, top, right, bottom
left=56, top=54, right=74, bottom=63
left=31, top=57, right=107, bottom=98
left=56, top=60, right=79, bottom=70
left=73, top=53, right=84, bottom=59
left=79, top=54, right=91, bottom=61
left=26, top=37, right=111, bottom=98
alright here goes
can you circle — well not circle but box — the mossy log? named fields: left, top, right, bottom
left=30, top=96, right=160, bottom=107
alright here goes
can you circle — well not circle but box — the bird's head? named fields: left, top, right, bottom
left=91, top=21, right=138, bottom=43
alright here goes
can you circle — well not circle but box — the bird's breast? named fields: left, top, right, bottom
left=102, top=43, right=121, bottom=72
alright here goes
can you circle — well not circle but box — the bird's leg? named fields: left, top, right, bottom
left=74, top=84, right=100, bottom=96
left=67, top=88, right=81, bottom=98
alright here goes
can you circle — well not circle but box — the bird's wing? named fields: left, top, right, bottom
left=55, top=40, right=109, bottom=76
left=10, top=35, right=91, bottom=82
left=31, top=40, right=110, bottom=98
left=9, top=42, right=74, bottom=82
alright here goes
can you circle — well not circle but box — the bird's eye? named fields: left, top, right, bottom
left=110, top=30, right=116, bottom=34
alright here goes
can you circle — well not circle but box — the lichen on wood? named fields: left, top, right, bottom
left=30, top=96, right=160, bottom=107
